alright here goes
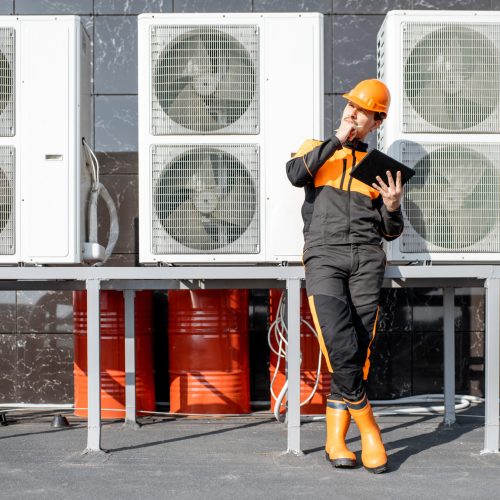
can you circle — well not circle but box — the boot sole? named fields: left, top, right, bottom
left=325, top=452, right=356, bottom=468
left=365, top=463, right=387, bottom=474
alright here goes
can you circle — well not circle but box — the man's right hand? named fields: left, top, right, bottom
left=335, top=119, right=358, bottom=144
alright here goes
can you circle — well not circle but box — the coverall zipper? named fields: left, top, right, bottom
left=346, top=150, right=356, bottom=241
left=340, top=159, right=347, bottom=190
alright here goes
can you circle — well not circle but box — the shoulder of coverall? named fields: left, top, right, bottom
left=292, top=139, right=323, bottom=158
left=292, top=138, right=369, bottom=160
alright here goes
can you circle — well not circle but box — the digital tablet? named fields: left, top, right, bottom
left=350, top=149, right=415, bottom=187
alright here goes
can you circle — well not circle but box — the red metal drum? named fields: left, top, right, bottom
left=269, top=288, right=331, bottom=414
left=168, top=289, right=250, bottom=414
left=73, top=290, right=155, bottom=419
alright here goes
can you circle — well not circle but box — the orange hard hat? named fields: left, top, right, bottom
left=342, top=79, right=391, bottom=116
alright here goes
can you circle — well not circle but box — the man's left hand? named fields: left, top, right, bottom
left=372, top=171, right=403, bottom=212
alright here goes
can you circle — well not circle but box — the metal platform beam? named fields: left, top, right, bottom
left=0, top=265, right=497, bottom=456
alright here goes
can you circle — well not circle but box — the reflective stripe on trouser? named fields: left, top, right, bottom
left=304, top=244, right=386, bottom=402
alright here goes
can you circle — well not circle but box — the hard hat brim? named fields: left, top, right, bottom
left=342, top=92, right=388, bottom=114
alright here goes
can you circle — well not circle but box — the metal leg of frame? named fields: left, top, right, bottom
left=124, top=290, right=138, bottom=427
left=85, top=278, right=103, bottom=453
left=482, top=277, right=500, bottom=454
left=443, top=287, right=456, bottom=427
left=286, top=278, right=302, bottom=455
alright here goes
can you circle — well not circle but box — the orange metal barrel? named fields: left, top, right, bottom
left=269, top=288, right=331, bottom=414
left=73, top=291, right=155, bottom=419
left=168, top=290, right=250, bottom=414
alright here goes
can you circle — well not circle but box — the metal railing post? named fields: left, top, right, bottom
left=124, top=290, right=137, bottom=426
left=482, top=276, right=500, bottom=454
left=285, top=278, right=302, bottom=455
left=85, top=278, right=102, bottom=453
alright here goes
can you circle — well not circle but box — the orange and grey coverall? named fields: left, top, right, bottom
left=286, top=136, right=404, bottom=402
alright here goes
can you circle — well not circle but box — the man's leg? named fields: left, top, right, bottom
left=304, top=247, right=360, bottom=467
left=345, top=244, right=387, bottom=473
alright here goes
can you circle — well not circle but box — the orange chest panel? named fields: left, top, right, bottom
left=314, top=155, right=380, bottom=200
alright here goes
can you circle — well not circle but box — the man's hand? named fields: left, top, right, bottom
left=335, top=119, right=358, bottom=144
left=372, top=171, right=403, bottom=212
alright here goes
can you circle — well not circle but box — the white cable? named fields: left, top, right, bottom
left=81, top=139, right=120, bottom=266
left=93, top=182, right=119, bottom=266
left=268, top=290, right=323, bottom=421
left=82, top=138, right=98, bottom=190
left=372, top=394, right=484, bottom=416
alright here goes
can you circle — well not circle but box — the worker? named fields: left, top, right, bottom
left=286, top=79, right=404, bottom=474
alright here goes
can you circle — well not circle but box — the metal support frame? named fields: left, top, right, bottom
left=483, top=277, right=500, bottom=454
left=285, top=278, right=302, bottom=455
left=0, top=265, right=498, bottom=456
left=443, top=287, right=456, bottom=427
left=85, top=278, right=102, bottom=453
left=124, top=290, right=137, bottom=426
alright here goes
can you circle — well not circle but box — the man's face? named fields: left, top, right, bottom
left=341, top=101, right=381, bottom=140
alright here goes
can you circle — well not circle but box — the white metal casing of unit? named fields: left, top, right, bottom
left=378, top=11, right=500, bottom=263
left=0, top=16, right=91, bottom=264
left=138, top=13, right=323, bottom=264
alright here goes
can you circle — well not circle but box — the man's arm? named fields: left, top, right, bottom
left=377, top=202, right=404, bottom=241
left=286, top=136, right=342, bottom=187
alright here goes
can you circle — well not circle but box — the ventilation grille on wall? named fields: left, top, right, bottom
left=151, top=144, right=259, bottom=255
left=400, top=142, right=500, bottom=253
left=0, top=146, right=15, bottom=255
left=0, top=27, right=15, bottom=137
left=403, top=23, right=500, bottom=133
left=151, top=24, right=259, bottom=136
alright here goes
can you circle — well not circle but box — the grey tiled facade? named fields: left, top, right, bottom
left=0, top=0, right=491, bottom=404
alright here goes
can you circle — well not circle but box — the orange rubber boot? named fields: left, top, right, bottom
left=345, top=396, right=387, bottom=473
left=325, top=399, right=356, bottom=468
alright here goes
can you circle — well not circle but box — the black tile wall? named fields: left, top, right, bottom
left=16, top=334, right=74, bottom=404
left=94, top=0, right=174, bottom=15
left=0, top=292, right=16, bottom=334
left=0, top=334, right=16, bottom=403
left=333, top=14, right=385, bottom=93
left=253, top=0, right=332, bottom=13
left=411, top=0, right=492, bottom=9
left=332, top=0, right=412, bottom=13
left=94, top=16, right=138, bottom=94
left=97, top=174, right=139, bottom=255
left=455, top=288, right=485, bottom=332
left=16, top=291, right=73, bottom=334
left=174, top=0, right=252, bottom=12
left=412, top=288, right=444, bottom=331
left=366, top=330, right=412, bottom=400
left=95, top=95, right=138, bottom=151
left=0, top=334, right=74, bottom=404
left=0, top=1, right=13, bottom=15
left=15, top=0, right=93, bottom=15
left=378, top=288, right=413, bottom=332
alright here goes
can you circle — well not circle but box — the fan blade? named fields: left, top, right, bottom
left=212, top=183, right=255, bottom=229
left=203, top=218, right=244, bottom=246
left=164, top=199, right=213, bottom=250
left=194, top=151, right=217, bottom=191
left=181, top=36, right=212, bottom=78
left=167, top=85, right=218, bottom=130
left=209, top=64, right=253, bottom=125
left=217, top=63, right=247, bottom=96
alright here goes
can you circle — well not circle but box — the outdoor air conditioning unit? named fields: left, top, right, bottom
left=378, top=10, right=500, bottom=262
left=138, top=13, right=323, bottom=264
left=0, top=16, right=91, bottom=264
